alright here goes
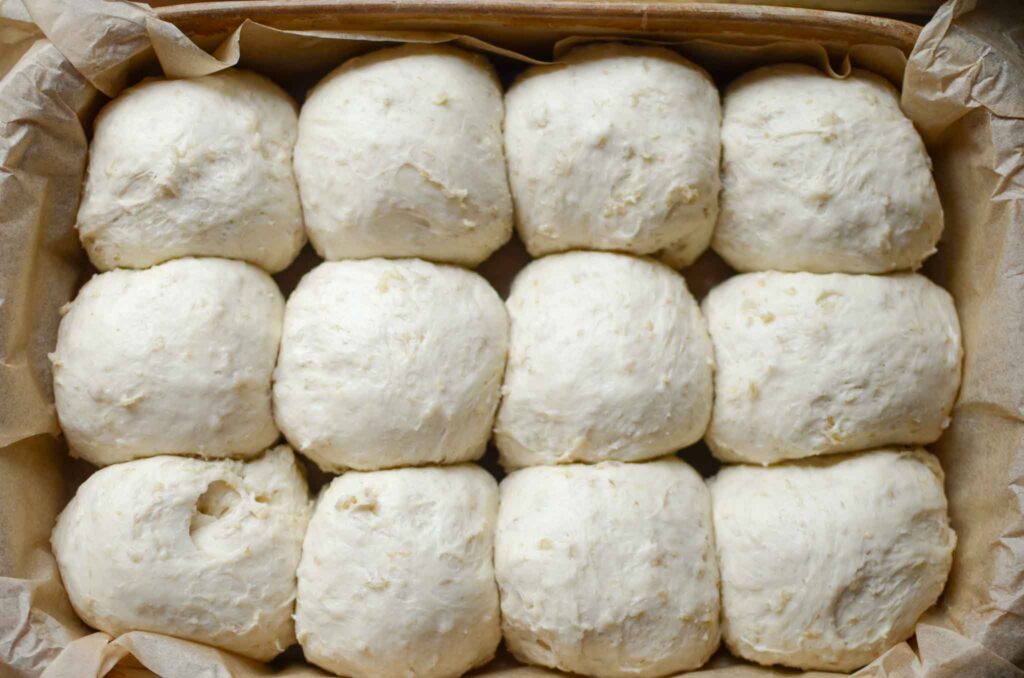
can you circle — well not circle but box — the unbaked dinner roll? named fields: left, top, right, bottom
left=296, top=464, right=500, bottom=678
left=273, top=259, right=508, bottom=472
left=504, top=43, right=720, bottom=265
left=703, top=272, right=961, bottom=464
left=294, top=44, right=512, bottom=266
left=77, top=69, right=304, bottom=273
left=494, top=251, right=713, bottom=469
left=51, top=258, right=284, bottom=466
left=711, top=449, right=956, bottom=671
left=496, top=459, right=720, bottom=677
left=715, top=64, right=942, bottom=273
left=51, top=446, right=311, bottom=661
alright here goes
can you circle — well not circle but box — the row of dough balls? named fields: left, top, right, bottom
left=51, top=252, right=962, bottom=469
left=51, top=447, right=955, bottom=676
left=76, top=43, right=941, bottom=275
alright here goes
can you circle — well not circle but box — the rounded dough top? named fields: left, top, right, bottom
left=504, top=43, right=720, bottom=265
left=495, top=251, right=714, bottom=469
left=703, top=271, right=962, bottom=464
left=714, top=64, right=942, bottom=273
left=77, top=69, right=305, bottom=273
left=711, top=449, right=956, bottom=671
left=51, top=257, right=284, bottom=466
left=273, top=258, right=509, bottom=472
left=296, top=464, right=500, bottom=678
left=294, top=44, right=513, bottom=266
left=496, top=458, right=720, bottom=677
left=51, top=446, right=312, bottom=661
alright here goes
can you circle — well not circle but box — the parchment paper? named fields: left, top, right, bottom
left=1, top=0, right=1022, bottom=676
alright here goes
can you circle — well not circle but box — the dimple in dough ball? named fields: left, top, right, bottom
left=711, top=449, right=956, bottom=671
left=51, top=257, right=284, bottom=466
left=77, top=69, right=305, bottom=273
left=294, top=44, right=513, bottom=266
left=714, top=64, right=942, bottom=273
left=494, top=251, right=713, bottom=470
left=273, top=258, right=508, bottom=472
left=504, top=43, right=721, bottom=266
left=51, top=446, right=312, bottom=661
left=703, top=271, right=961, bottom=464
left=296, top=464, right=500, bottom=678
left=496, top=459, right=720, bottom=677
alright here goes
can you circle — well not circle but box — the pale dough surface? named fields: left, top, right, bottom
left=51, top=446, right=312, bottom=661
left=504, top=43, right=720, bottom=265
left=77, top=69, right=305, bottom=273
left=703, top=271, right=962, bottom=464
left=495, top=459, right=720, bottom=677
left=711, top=449, right=956, bottom=671
left=294, top=44, right=512, bottom=266
left=51, top=257, right=284, bottom=466
left=295, top=464, right=500, bottom=678
left=495, top=251, right=713, bottom=469
left=273, top=258, right=508, bottom=472
left=714, top=64, right=942, bottom=273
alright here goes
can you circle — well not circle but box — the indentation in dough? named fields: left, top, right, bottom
left=190, top=480, right=240, bottom=546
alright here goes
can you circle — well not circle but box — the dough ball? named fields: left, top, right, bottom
left=496, top=459, right=720, bottom=677
left=77, top=69, right=305, bottom=273
left=703, top=272, right=961, bottom=464
left=51, top=446, right=312, bottom=661
left=51, top=258, right=284, bottom=466
left=294, top=44, right=512, bottom=266
left=715, top=64, right=942, bottom=273
left=296, top=464, right=500, bottom=678
left=504, top=43, right=720, bottom=265
left=711, top=449, right=956, bottom=671
left=495, top=251, right=713, bottom=469
left=273, top=259, right=508, bottom=472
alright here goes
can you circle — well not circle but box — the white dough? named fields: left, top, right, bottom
left=715, top=64, right=942, bottom=273
left=504, top=43, right=720, bottom=265
left=296, top=464, right=500, bottom=678
left=711, top=449, right=956, bottom=671
left=273, top=259, right=508, bottom=472
left=51, top=446, right=312, bottom=661
left=294, top=44, right=512, bottom=266
left=496, top=459, right=720, bottom=677
left=77, top=69, right=305, bottom=273
left=495, top=251, right=713, bottom=469
left=703, top=272, right=961, bottom=464
left=51, top=258, right=284, bottom=466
